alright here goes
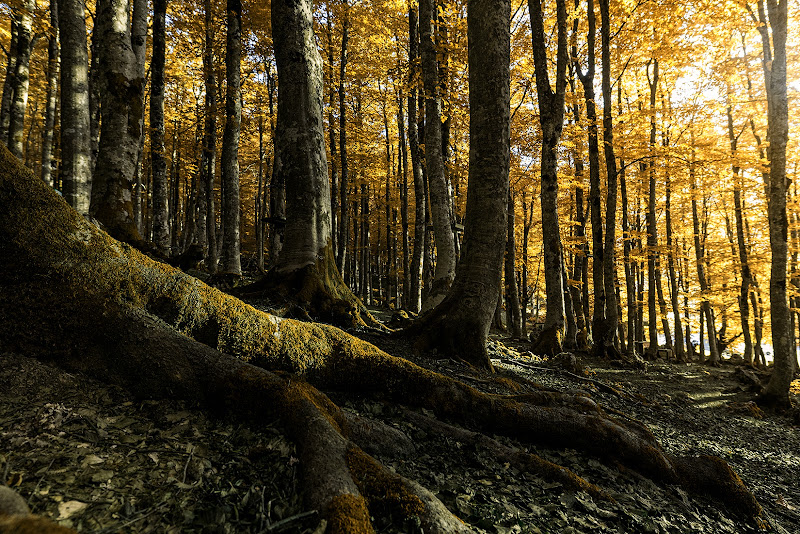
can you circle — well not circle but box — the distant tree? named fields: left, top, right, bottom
left=150, top=0, right=169, bottom=254
left=7, top=0, right=35, bottom=159
left=40, top=0, right=59, bottom=187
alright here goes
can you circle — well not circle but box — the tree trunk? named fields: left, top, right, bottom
left=220, top=0, right=242, bottom=275
left=599, top=0, right=620, bottom=357
left=664, top=160, right=685, bottom=360
left=757, top=0, right=792, bottom=407
left=645, top=60, right=660, bottom=357
left=325, top=9, right=339, bottom=263
left=398, top=95, right=410, bottom=308
left=337, top=1, right=350, bottom=275
left=419, top=0, right=456, bottom=312
left=150, top=0, right=169, bottom=255
left=90, top=0, right=146, bottom=243
left=408, top=7, right=425, bottom=314
left=7, top=0, right=34, bottom=160
left=199, top=0, right=218, bottom=271
left=41, top=0, right=59, bottom=187
left=528, top=0, right=568, bottom=355
left=0, top=20, right=18, bottom=148
left=58, top=0, right=91, bottom=215
left=412, top=0, right=510, bottom=370
left=261, top=0, right=373, bottom=328
left=505, top=190, right=523, bottom=339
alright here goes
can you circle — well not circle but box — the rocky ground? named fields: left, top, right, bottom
left=1, top=308, right=799, bottom=533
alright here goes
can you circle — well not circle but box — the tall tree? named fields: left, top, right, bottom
left=750, top=0, right=793, bottom=406
left=419, top=0, right=457, bottom=312
left=413, top=0, right=511, bottom=369
left=336, top=0, right=350, bottom=275
left=528, top=0, right=569, bottom=354
left=267, top=0, right=374, bottom=327
left=407, top=5, right=425, bottom=313
left=41, top=0, right=59, bottom=187
left=0, top=20, right=18, bottom=147
left=505, top=190, right=522, bottom=338
left=7, top=0, right=35, bottom=159
left=90, top=0, right=147, bottom=242
left=199, top=0, right=218, bottom=271
left=58, top=0, right=91, bottom=215
left=221, top=0, right=242, bottom=275
left=151, top=0, right=169, bottom=254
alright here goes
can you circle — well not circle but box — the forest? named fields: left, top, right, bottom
left=0, top=0, right=799, bottom=532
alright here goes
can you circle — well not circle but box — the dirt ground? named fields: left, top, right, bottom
left=1, top=310, right=799, bottom=533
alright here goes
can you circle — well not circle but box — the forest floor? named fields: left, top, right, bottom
left=1, top=304, right=799, bottom=534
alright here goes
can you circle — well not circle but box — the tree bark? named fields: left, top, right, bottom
left=411, top=0, right=510, bottom=370
left=0, top=20, right=18, bottom=147
left=199, top=0, right=218, bottom=271
left=337, top=1, right=350, bottom=275
left=408, top=6, right=425, bottom=314
left=151, top=0, right=169, bottom=255
left=757, top=0, right=793, bottom=407
left=7, top=0, right=35, bottom=160
left=220, top=0, right=242, bottom=275
left=528, top=0, right=568, bottom=355
left=58, top=0, right=91, bottom=215
left=505, top=190, right=523, bottom=339
left=41, top=0, right=59, bottom=187
left=90, top=0, right=146, bottom=243
left=263, top=0, right=374, bottom=328
left=419, top=0, right=456, bottom=312
left=664, top=159, right=685, bottom=360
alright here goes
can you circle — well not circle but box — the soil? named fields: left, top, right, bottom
left=1, top=305, right=799, bottom=533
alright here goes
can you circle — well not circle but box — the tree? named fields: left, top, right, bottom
left=412, top=0, right=511, bottom=369
left=528, top=0, right=570, bottom=355
left=750, top=0, right=793, bottom=407
left=199, top=0, right=219, bottom=271
left=40, top=0, right=59, bottom=187
left=7, top=0, right=35, bottom=160
left=407, top=5, right=425, bottom=313
left=0, top=139, right=764, bottom=533
left=89, top=0, right=147, bottom=243
left=419, top=0, right=457, bottom=312
left=58, top=0, right=91, bottom=215
left=263, top=0, right=373, bottom=327
left=151, top=0, right=169, bottom=254
left=221, top=0, right=242, bottom=275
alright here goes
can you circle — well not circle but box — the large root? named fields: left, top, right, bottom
left=0, top=145, right=763, bottom=526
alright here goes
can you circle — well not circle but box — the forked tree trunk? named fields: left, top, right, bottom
left=0, top=142, right=764, bottom=531
left=419, top=0, right=456, bottom=312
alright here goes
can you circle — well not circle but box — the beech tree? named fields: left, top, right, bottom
left=151, top=0, right=169, bottom=254
left=58, top=0, right=91, bottom=215
left=90, top=0, right=147, bottom=242
left=528, top=0, right=570, bottom=355
left=40, top=0, right=59, bottom=187
left=221, top=0, right=242, bottom=275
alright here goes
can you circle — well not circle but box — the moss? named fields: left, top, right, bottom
left=324, top=494, right=374, bottom=534
left=346, top=446, right=425, bottom=521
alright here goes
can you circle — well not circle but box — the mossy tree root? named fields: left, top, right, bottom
left=0, top=146, right=763, bottom=525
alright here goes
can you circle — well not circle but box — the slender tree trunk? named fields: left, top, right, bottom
left=337, top=1, right=350, bottom=275
left=398, top=95, right=410, bottom=308
left=664, top=162, right=685, bottom=360
left=88, top=23, right=100, bottom=174
left=201, top=0, right=218, bottom=271
left=325, top=9, right=338, bottom=262
left=0, top=21, right=18, bottom=147
left=151, top=0, right=170, bottom=254
left=599, top=0, right=620, bottom=356
left=408, top=7, right=425, bottom=313
left=256, top=112, right=265, bottom=273
left=521, top=192, right=533, bottom=337
left=220, top=0, right=242, bottom=275
left=645, top=59, right=660, bottom=357
left=419, top=0, right=456, bottom=312
left=7, top=0, right=35, bottom=159
left=58, top=0, right=91, bottom=215
left=528, top=0, right=568, bottom=355
left=506, top=190, right=522, bottom=338
left=41, top=0, right=59, bottom=187
left=90, top=0, right=146, bottom=242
